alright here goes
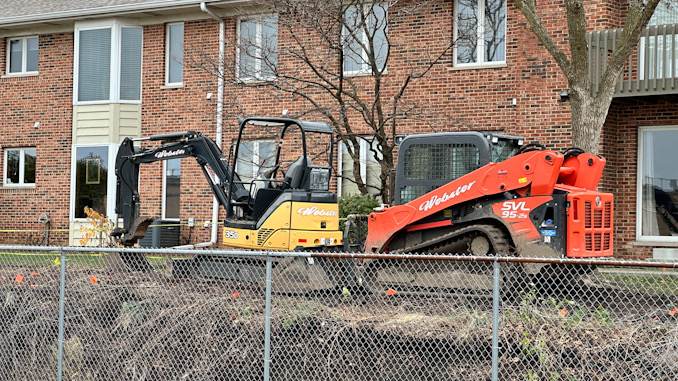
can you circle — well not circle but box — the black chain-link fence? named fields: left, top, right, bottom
left=0, top=245, right=677, bottom=380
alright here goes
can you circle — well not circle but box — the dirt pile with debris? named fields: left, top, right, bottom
left=0, top=264, right=676, bottom=380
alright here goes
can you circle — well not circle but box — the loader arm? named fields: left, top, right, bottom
left=112, top=131, right=248, bottom=245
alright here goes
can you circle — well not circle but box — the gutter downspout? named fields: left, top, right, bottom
left=176, top=2, right=225, bottom=249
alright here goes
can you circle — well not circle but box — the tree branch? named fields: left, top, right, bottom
left=514, top=0, right=572, bottom=78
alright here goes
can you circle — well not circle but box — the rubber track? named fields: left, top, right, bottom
left=391, top=223, right=513, bottom=257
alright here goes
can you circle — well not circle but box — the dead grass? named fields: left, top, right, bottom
left=0, top=264, right=676, bottom=380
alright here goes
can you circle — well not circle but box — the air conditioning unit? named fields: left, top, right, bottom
left=139, top=220, right=180, bottom=248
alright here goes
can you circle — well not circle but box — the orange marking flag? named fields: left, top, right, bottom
left=386, top=288, right=397, bottom=296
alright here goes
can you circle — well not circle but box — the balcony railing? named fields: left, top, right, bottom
left=588, top=23, right=678, bottom=97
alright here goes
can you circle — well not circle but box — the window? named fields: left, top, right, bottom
left=72, top=145, right=113, bottom=219
left=235, top=140, right=276, bottom=190
left=637, top=126, right=678, bottom=242
left=238, top=15, right=278, bottom=80
left=338, top=137, right=382, bottom=197
left=120, top=28, right=143, bottom=100
left=3, top=148, right=36, bottom=187
left=163, top=159, right=181, bottom=220
left=7, top=36, right=38, bottom=75
left=166, top=23, right=184, bottom=86
left=75, top=24, right=142, bottom=103
left=343, top=4, right=388, bottom=74
left=454, top=0, right=506, bottom=66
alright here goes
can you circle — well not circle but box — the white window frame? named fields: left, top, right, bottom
left=73, top=20, right=143, bottom=105
left=3, top=147, right=36, bottom=188
left=636, top=125, right=678, bottom=243
left=6, top=36, right=38, bottom=76
left=70, top=143, right=117, bottom=221
left=342, top=4, right=388, bottom=76
left=165, top=22, right=184, bottom=87
left=236, top=15, right=278, bottom=81
left=162, top=159, right=181, bottom=221
left=453, top=0, right=507, bottom=68
left=337, top=137, right=381, bottom=197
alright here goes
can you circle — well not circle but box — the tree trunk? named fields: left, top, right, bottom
left=379, top=144, right=394, bottom=202
left=569, top=87, right=607, bottom=154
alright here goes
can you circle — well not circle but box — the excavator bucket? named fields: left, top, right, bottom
left=109, top=217, right=155, bottom=272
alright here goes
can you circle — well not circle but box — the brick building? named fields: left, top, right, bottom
left=0, top=0, right=676, bottom=258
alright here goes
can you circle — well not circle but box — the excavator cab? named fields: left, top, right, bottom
left=223, top=118, right=339, bottom=238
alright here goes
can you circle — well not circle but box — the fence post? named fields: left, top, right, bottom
left=491, top=258, right=500, bottom=381
left=57, top=249, right=66, bottom=381
left=263, top=253, right=273, bottom=381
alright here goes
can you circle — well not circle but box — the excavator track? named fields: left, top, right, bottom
left=359, top=224, right=527, bottom=297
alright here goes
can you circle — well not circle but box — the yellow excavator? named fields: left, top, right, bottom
left=112, top=117, right=347, bottom=290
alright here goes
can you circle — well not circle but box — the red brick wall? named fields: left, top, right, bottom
left=0, top=1, right=674, bottom=258
left=0, top=33, right=74, bottom=245
left=138, top=20, right=223, bottom=245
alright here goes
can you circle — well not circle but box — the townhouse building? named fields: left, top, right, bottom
left=0, top=0, right=676, bottom=259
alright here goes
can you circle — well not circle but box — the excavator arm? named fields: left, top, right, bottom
left=111, top=131, right=248, bottom=246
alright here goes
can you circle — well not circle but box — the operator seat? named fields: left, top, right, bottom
left=282, top=156, right=312, bottom=190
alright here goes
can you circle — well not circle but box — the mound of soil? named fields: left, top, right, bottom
left=0, top=263, right=676, bottom=380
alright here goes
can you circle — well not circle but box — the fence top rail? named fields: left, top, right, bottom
left=1, top=244, right=678, bottom=269
left=587, top=22, right=678, bottom=37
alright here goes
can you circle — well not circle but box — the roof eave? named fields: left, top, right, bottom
left=0, top=0, right=246, bottom=28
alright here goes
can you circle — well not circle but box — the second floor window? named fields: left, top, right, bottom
left=238, top=15, right=278, bottom=81
left=7, top=36, right=38, bottom=75
left=166, top=23, right=184, bottom=86
left=343, top=4, right=388, bottom=74
left=76, top=25, right=142, bottom=103
left=454, top=0, right=506, bottom=66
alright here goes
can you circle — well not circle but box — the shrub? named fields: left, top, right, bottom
left=338, top=194, right=379, bottom=218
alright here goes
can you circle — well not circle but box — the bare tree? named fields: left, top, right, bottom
left=514, top=0, right=663, bottom=154
left=190, top=0, right=456, bottom=200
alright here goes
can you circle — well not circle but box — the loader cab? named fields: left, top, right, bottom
left=226, top=117, right=336, bottom=229
left=393, top=132, right=524, bottom=205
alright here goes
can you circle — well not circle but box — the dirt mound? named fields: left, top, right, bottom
left=0, top=265, right=676, bottom=380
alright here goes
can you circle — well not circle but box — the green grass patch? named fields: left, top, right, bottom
left=0, top=252, right=166, bottom=269
left=601, top=272, right=678, bottom=294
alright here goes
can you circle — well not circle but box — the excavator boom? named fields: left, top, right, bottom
left=112, top=131, right=248, bottom=245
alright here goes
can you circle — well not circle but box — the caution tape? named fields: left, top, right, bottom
left=0, top=220, right=215, bottom=234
